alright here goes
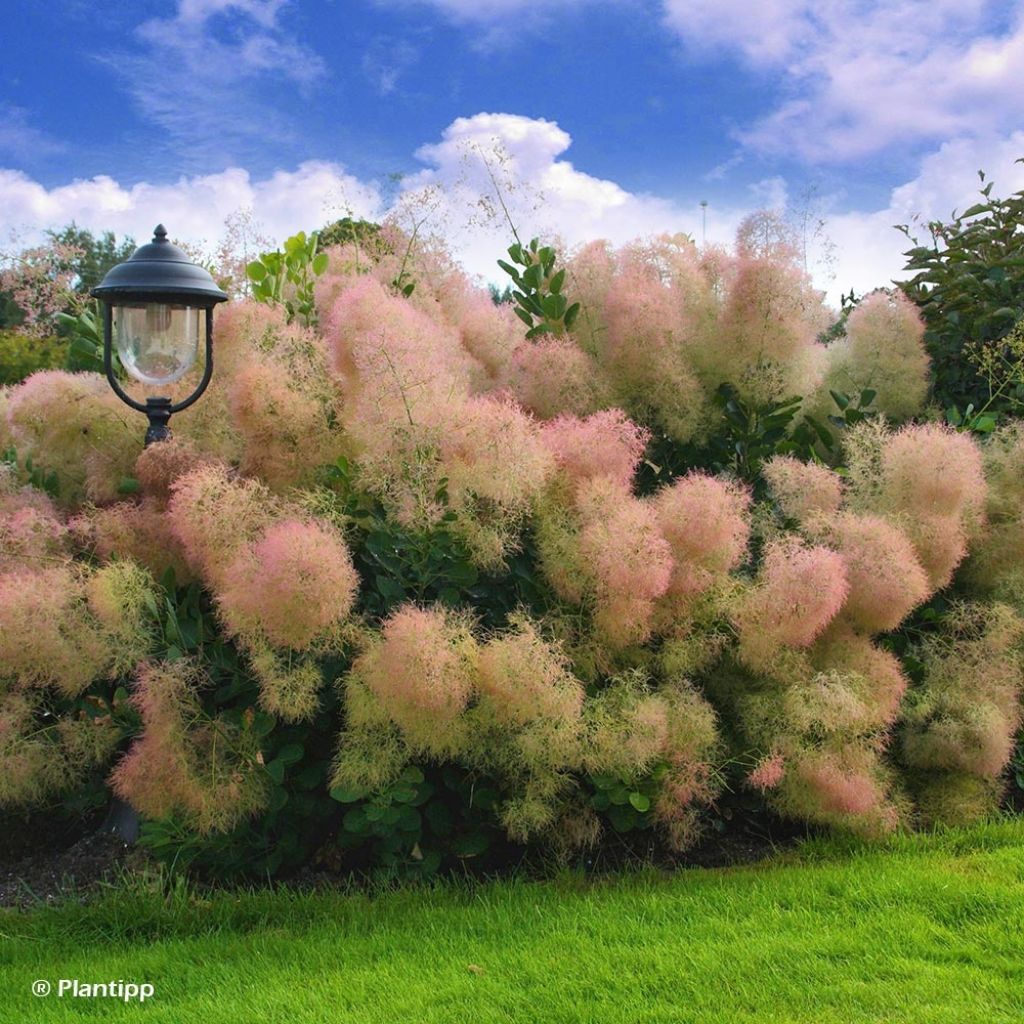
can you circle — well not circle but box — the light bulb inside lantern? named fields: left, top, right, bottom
left=113, top=303, right=201, bottom=386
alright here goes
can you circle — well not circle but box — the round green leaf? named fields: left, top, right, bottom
left=629, top=792, right=651, bottom=813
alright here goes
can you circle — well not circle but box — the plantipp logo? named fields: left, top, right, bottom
left=33, top=979, right=154, bottom=1002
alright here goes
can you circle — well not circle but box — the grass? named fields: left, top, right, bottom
left=1, top=819, right=1023, bottom=1023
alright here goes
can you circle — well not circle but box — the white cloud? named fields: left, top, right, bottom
left=824, top=132, right=1024, bottom=298
left=0, top=162, right=380, bottom=253
left=371, top=0, right=611, bottom=49
left=661, top=0, right=817, bottom=67
left=398, top=112, right=715, bottom=280
left=361, top=37, right=421, bottom=96
left=377, top=0, right=591, bottom=21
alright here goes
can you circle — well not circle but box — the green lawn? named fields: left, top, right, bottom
left=1, top=820, right=1023, bottom=1023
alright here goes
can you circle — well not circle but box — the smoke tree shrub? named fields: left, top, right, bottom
left=3, top=213, right=1024, bottom=878
left=902, top=603, right=1024, bottom=825
left=817, top=289, right=930, bottom=422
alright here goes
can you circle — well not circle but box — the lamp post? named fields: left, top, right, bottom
left=91, top=225, right=227, bottom=446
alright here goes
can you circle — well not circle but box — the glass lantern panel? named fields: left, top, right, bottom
left=113, top=304, right=201, bottom=386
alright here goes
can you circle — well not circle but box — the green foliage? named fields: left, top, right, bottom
left=705, top=385, right=829, bottom=488
left=320, top=456, right=547, bottom=627
left=246, top=230, right=328, bottom=328
left=139, top=714, right=338, bottom=879
left=0, top=329, right=68, bottom=384
left=816, top=287, right=860, bottom=344
left=588, top=768, right=661, bottom=834
left=488, top=282, right=514, bottom=305
left=317, top=217, right=386, bottom=252
left=330, top=764, right=505, bottom=880
left=639, top=385, right=875, bottom=497
left=1, top=446, right=60, bottom=497
left=944, top=402, right=999, bottom=436
left=46, top=223, right=136, bottom=294
left=56, top=302, right=111, bottom=374
left=138, top=570, right=342, bottom=878
left=135, top=473, right=547, bottom=879
left=897, top=164, right=1024, bottom=416
left=497, top=237, right=580, bottom=340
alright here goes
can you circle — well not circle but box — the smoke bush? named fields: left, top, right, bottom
left=0, top=471, right=68, bottom=572
left=476, top=616, right=583, bottom=729
left=601, top=261, right=708, bottom=443
left=0, top=692, right=119, bottom=806
left=780, top=746, right=896, bottom=833
left=167, top=464, right=280, bottom=584
left=575, top=478, right=674, bottom=648
left=844, top=420, right=984, bottom=592
left=111, top=660, right=267, bottom=834
left=812, top=627, right=909, bottom=730
left=540, top=410, right=649, bottom=496
left=9, top=220, right=1024, bottom=868
left=218, top=519, right=358, bottom=652
left=583, top=673, right=671, bottom=778
left=228, top=360, right=336, bottom=489
left=0, top=567, right=111, bottom=695
left=510, top=337, right=610, bottom=419
left=735, top=539, right=849, bottom=672
left=5, top=371, right=141, bottom=506
left=325, top=275, right=474, bottom=441
left=134, top=438, right=214, bottom=502
left=437, top=395, right=554, bottom=568
left=652, top=472, right=750, bottom=610
left=811, top=513, right=930, bottom=633
left=902, top=602, right=1024, bottom=824
left=762, top=455, right=843, bottom=523
left=747, top=751, right=785, bottom=791
left=75, top=498, right=194, bottom=582
left=821, top=290, right=930, bottom=421
left=350, top=604, right=478, bottom=753
left=452, top=291, right=522, bottom=388
left=704, top=256, right=827, bottom=405
left=968, top=422, right=1024, bottom=602
left=878, top=423, right=985, bottom=521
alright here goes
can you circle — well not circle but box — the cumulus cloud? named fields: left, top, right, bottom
left=397, top=112, right=715, bottom=280
left=0, top=161, right=380, bottom=253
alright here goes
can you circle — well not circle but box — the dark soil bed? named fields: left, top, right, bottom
left=0, top=800, right=806, bottom=909
left=0, top=831, right=137, bottom=909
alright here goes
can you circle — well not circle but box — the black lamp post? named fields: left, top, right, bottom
left=91, top=224, right=227, bottom=446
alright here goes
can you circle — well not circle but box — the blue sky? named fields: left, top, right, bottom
left=3, top=0, right=1024, bottom=302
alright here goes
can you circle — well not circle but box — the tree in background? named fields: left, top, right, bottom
left=0, top=224, right=135, bottom=334
left=46, top=224, right=137, bottom=294
left=897, top=165, right=1024, bottom=419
